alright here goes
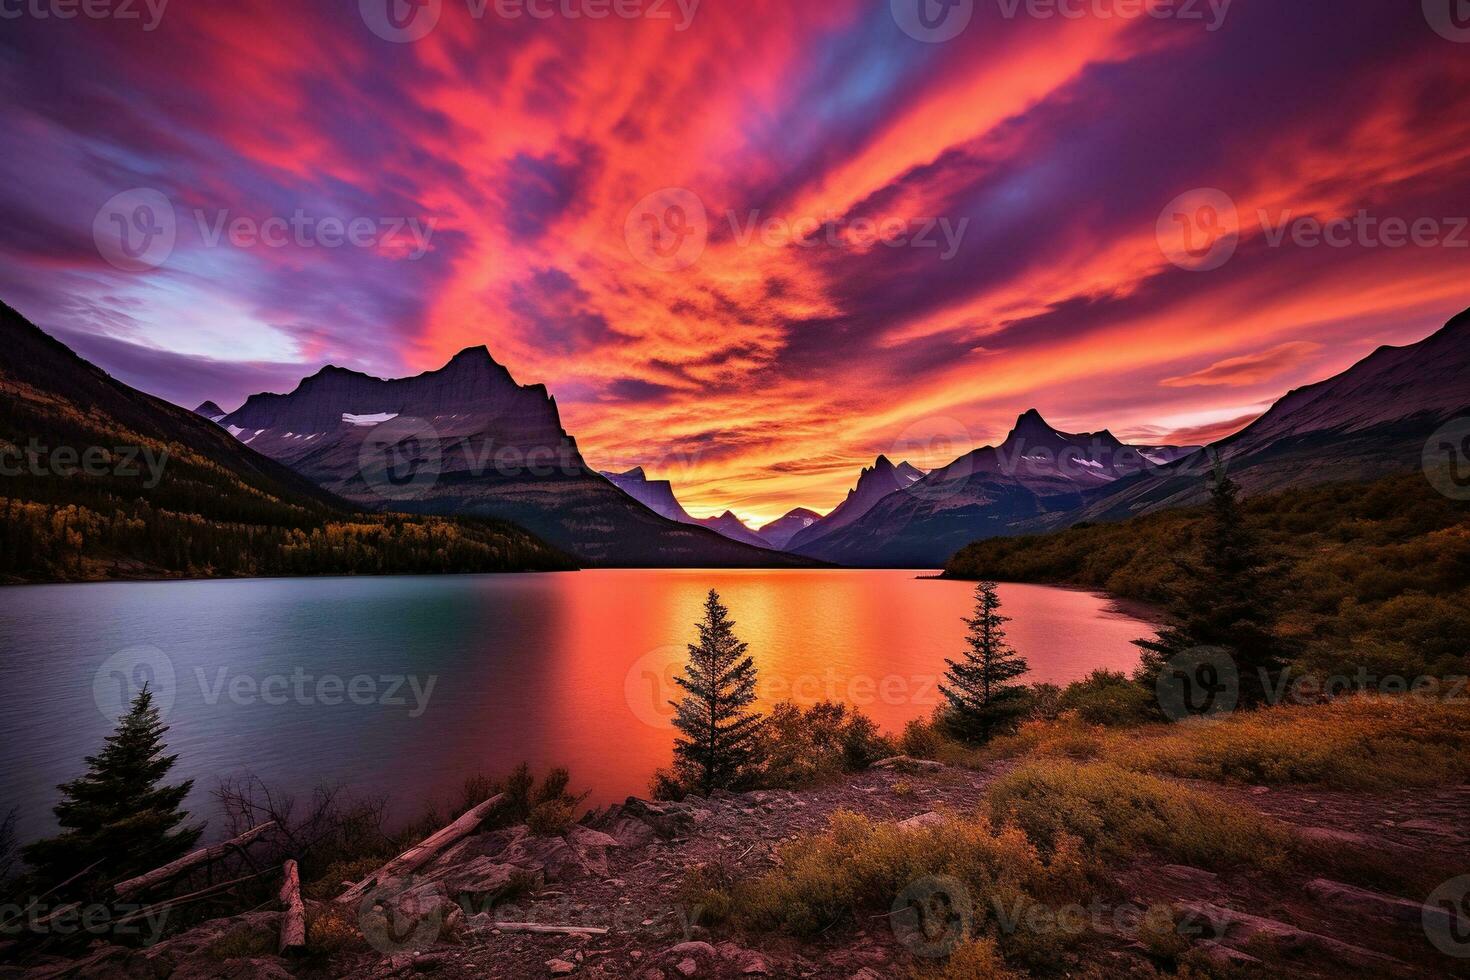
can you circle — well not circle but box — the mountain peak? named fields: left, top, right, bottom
left=872, top=454, right=894, bottom=471
left=1007, top=408, right=1060, bottom=441
left=447, top=344, right=498, bottom=366
left=193, top=400, right=224, bottom=418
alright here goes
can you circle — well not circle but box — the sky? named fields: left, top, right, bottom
left=2, top=1, right=1469, bottom=525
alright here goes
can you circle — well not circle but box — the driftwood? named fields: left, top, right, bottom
left=337, top=794, right=505, bottom=905
left=113, top=821, right=277, bottom=899
left=482, top=922, right=609, bottom=935
left=111, top=869, right=274, bottom=928
left=278, top=859, right=306, bottom=954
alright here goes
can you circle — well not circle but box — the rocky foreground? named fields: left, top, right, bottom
left=20, top=759, right=1469, bottom=980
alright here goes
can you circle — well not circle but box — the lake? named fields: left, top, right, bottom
left=0, top=570, right=1157, bottom=843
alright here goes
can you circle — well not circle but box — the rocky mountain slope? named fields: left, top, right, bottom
left=0, top=302, right=574, bottom=581
left=786, top=456, right=922, bottom=554
left=599, top=467, right=696, bottom=524
left=792, top=413, right=1190, bottom=567
left=1048, top=307, right=1470, bottom=527
left=214, top=349, right=811, bottom=568
left=755, top=508, right=824, bottom=550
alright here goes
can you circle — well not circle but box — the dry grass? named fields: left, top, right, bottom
left=987, top=761, right=1293, bottom=872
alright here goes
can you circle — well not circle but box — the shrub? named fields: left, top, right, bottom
left=677, top=862, right=736, bottom=926
left=526, top=801, right=575, bottom=836
left=1108, top=694, right=1470, bottom=790
left=1023, top=684, right=1063, bottom=722
left=918, top=937, right=1017, bottom=979
left=1058, top=670, right=1153, bottom=727
left=987, top=760, right=1292, bottom=871
left=739, top=810, right=1090, bottom=944
left=901, top=716, right=945, bottom=759
left=756, top=701, right=896, bottom=789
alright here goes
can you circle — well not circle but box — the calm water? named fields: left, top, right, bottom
left=0, top=570, right=1156, bottom=843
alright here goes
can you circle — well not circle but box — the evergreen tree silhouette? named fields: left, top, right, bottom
left=24, top=685, right=201, bottom=893
left=1134, top=455, right=1289, bottom=710
left=670, top=590, right=764, bottom=793
left=941, top=582, right=1030, bottom=743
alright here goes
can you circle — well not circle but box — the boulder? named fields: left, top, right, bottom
left=897, top=811, right=947, bottom=830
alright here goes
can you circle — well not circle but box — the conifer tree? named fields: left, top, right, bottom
left=941, top=582, right=1030, bottom=743
left=1134, top=456, right=1288, bottom=709
left=669, top=590, right=764, bottom=793
left=23, top=685, right=201, bottom=892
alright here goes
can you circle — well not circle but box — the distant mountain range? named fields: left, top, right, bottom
left=1040, top=307, right=1470, bottom=528
left=788, top=412, right=1197, bottom=566
left=0, top=303, right=575, bottom=582
left=793, top=307, right=1470, bottom=565
left=211, top=348, right=813, bottom=568
left=756, top=508, right=824, bottom=550
left=15, top=291, right=1464, bottom=576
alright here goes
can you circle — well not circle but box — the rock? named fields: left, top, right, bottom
left=872, top=756, right=943, bottom=773
left=1156, top=864, right=1219, bottom=887
left=1296, top=826, right=1373, bottom=848
left=897, top=811, right=946, bottom=830
left=1249, top=785, right=1270, bottom=795
left=665, top=941, right=717, bottom=958
left=547, top=958, right=577, bottom=975
left=849, top=970, right=884, bottom=980
left=1305, top=879, right=1424, bottom=923
left=1177, top=901, right=1406, bottom=970
left=1195, top=940, right=1260, bottom=967
left=674, top=958, right=698, bottom=977
left=432, top=856, right=520, bottom=896
left=620, top=798, right=700, bottom=839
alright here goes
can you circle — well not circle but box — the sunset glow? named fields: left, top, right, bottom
left=2, top=1, right=1467, bottom=525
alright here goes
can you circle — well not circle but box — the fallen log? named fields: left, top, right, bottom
left=278, top=859, right=306, bottom=954
left=112, top=869, right=274, bottom=928
left=114, top=821, right=277, bottom=899
left=337, top=794, right=505, bottom=905
left=480, top=922, right=609, bottom=936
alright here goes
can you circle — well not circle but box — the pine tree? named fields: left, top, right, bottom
left=23, top=685, right=201, bottom=892
left=941, top=582, right=1030, bottom=743
left=1134, top=456, right=1288, bottom=709
left=669, top=590, right=764, bottom=794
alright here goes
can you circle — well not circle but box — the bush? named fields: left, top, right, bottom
left=526, top=801, right=575, bottom=836
left=677, top=862, right=736, bottom=926
left=901, top=716, right=945, bottom=759
left=756, top=701, right=896, bottom=789
left=1023, top=684, right=1063, bottom=722
left=739, top=810, right=1090, bottom=944
left=987, top=761, right=1292, bottom=871
left=1108, top=693, right=1470, bottom=790
left=1058, top=671, right=1154, bottom=727
left=920, top=937, right=1017, bottom=979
